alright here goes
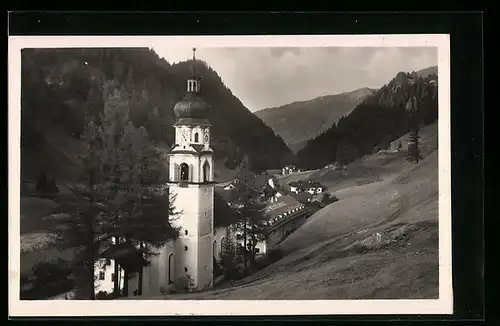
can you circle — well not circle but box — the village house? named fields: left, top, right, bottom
left=293, top=191, right=313, bottom=204
left=288, top=180, right=325, bottom=195
left=262, top=194, right=314, bottom=249
left=282, top=164, right=300, bottom=175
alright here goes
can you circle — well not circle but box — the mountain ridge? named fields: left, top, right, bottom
left=20, top=48, right=296, bottom=184
left=254, top=87, right=376, bottom=153
left=254, top=65, right=438, bottom=154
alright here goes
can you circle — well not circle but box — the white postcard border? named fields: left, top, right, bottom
left=8, top=34, right=452, bottom=316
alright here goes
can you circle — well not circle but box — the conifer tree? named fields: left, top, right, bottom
left=98, top=81, right=131, bottom=295
left=407, top=128, right=423, bottom=163
left=112, top=121, right=180, bottom=296
left=132, top=126, right=180, bottom=295
left=219, top=236, right=238, bottom=279
left=36, top=171, right=49, bottom=194
left=50, top=119, right=113, bottom=300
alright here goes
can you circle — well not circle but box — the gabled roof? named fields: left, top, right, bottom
left=290, top=180, right=323, bottom=188
left=169, top=143, right=214, bottom=155
left=214, top=186, right=239, bottom=203
left=261, top=195, right=303, bottom=219
left=214, top=192, right=239, bottom=227
left=99, top=242, right=150, bottom=273
left=191, top=144, right=204, bottom=153
left=294, top=191, right=313, bottom=203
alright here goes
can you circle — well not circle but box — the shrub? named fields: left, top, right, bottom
left=169, top=274, right=195, bottom=293
left=48, top=179, right=59, bottom=193
left=321, top=193, right=339, bottom=206
left=267, top=248, right=284, bottom=263
left=96, top=291, right=118, bottom=300
left=36, top=171, right=49, bottom=193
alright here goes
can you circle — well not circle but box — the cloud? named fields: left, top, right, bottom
left=152, top=46, right=437, bottom=112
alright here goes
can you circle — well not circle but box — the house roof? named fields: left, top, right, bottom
left=99, top=242, right=150, bottom=273
left=214, top=192, right=239, bottom=227
left=294, top=191, right=313, bottom=203
left=261, top=195, right=303, bottom=219
left=214, top=186, right=239, bottom=203
left=290, top=180, right=323, bottom=188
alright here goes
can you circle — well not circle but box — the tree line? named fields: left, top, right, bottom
left=297, top=71, right=438, bottom=169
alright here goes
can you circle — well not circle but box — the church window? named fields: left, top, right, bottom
left=180, top=163, right=189, bottom=181
left=203, top=161, right=210, bottom=182
left=168, top=254, right=174, bottom=284
left=111, top=273, right=116, bottom=282
left=194, top=132, right=199, bottom=142
left=184, top=246, right=188, bottom=251
left=184, top=267, right=188, bottom=272
left=99, top=271, right=105, bottom=280
left=185, top=230, right=188, bottom=235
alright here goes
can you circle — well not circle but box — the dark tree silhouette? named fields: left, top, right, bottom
left=406, top=128, right=423, bottom=164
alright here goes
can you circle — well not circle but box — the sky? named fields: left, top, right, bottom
left=151, top=46, right=437, bottom=112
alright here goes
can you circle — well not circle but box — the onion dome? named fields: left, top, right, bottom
left=173, top=47, right=209, bottom=120
left=173, top=92, right=208, bottom=119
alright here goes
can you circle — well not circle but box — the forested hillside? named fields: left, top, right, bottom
left=297, top=69, right=438, bottom=169
left=255, top=87, right=375, bottom=153
left=21, top=48, right=296, bottom=183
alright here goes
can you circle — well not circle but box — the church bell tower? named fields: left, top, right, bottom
left=168, top=48, right=216, bottom=290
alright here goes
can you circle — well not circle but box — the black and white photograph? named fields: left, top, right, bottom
left=9, top=34, right=452, bottom=316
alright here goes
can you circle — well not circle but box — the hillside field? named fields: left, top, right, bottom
left=138, top=122, right=439, bottom=300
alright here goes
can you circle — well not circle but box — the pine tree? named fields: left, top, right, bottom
left=112, top=122, right=180, bottom=296
left=50, top=119, right=113, bottom=300
left=98, top=81, right=131, bottom=295
left=219, top=236, right=238, bottom=279
left=406, top=95, right=424, bottom=164
left=36, top=171, right=49, bottom=194
left=132, top=125, right=180, bottom=295
left=232, top=177, right=267, bottom=269
left=407, top=128, right=423, bottom=163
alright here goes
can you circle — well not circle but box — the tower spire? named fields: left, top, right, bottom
left=192, top=47, right=197, bottom=77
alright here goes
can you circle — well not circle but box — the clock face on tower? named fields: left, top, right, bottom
left=204, top=129, right=210, bottom=144
left=181, top=129, right=190, bottom=142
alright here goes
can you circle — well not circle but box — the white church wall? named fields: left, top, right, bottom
left=174, top=237, right=199, bottom=286
left=198, top=186, right=213, bottom=236
left=197, top=235, right=214, bottom=289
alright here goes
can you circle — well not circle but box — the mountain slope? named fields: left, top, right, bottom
left=20, top=48, right=296, bottom=184
left=141, top=122, right=439, bottom=300
left=296, top=67, right=438, bottom=170
left=254, top=87, right=376, bottom=153
left=413, top=65, right=438, bottom=78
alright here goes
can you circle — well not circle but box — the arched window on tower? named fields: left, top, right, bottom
left=168, top=253, right=175, bottom=284
left=203, top=161, right=210, bottom=182
left=194, top=132, right=199, bottom=143
left=180, top=163, right=189, bottom=181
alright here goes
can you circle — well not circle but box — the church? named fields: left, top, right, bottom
left=95, top=48, right=223, bottom=297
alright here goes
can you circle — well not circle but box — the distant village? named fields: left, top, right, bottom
left=215, top=163, right=328, bottom=255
